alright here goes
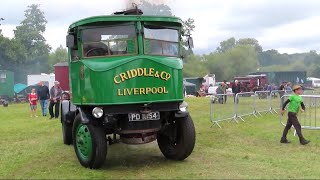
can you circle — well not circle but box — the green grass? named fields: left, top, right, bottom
left=1, top=98, right=320, bottom=179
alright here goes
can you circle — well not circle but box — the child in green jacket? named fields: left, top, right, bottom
left=280, top=85, right=310, bottom=145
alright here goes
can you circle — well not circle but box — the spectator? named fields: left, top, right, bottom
left=223, top=80, right=228, bottom=103
left=197, top=84, right=206, bottom=97
left=278, top=82, right=285, bottom=98
left=49, top=81, right=63, bottom=119
left=216, top=84, right=225, bottom=104
left=267, top=84, right=272, bottom=92
left=286, top=82, right=292, bottom=92
left=28, top=88, right=38, bottom=118
left=232, top=80, right=241, bottom=104
left=37, top=81, right=50, bottom=116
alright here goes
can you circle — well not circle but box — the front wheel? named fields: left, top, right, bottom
left=157, top=115, right=196, bottom=160
left=72, top=114, right=107, bottom=169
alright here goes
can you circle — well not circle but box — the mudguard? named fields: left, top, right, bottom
left=61, top=100, right=77, bottom=124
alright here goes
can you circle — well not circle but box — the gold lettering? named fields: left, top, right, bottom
left=158, top=87, right=164, bottom=93
left=137, top=68, right=144, bottom=76
left=114, top=75, right=121, bottom=84
left=160, top=72, right=166, bottom=80
left=114, top=68, right=172, bottom=84
left=117, top=87, right=168, bottom=96
left=151, top=87, right=157, bottom=94
left=146, top=87, right=152, bottom=94
left=126, top=70, right=132, bottom=79
left=166, top=73, right=171, bottom=80
left=163, top=87, right=168, bottom=93
left=117, top=89, right=123, bottom=96
left=160, top=72, right=171, bottom=81
left=143, top=68, right=147, bottom=76
left=120, top=73, right=128, bottom=82
left=139, top=88, right=145, bottom=95
left=154, top=71, right=160, bottom=78
left=130, top=69, right=138, bottom=78
left=134, top=88, right=139, bottom=95
left=149, top=68, right=154, bottom=77
left=126, top=88, right=133, bottom=95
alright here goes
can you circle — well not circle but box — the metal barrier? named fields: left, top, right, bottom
left=210, top=93, right=236, bottom=128
left=235, top=92, right=256, bottom=121
left=280, top=95, right=320, bottom=133
left=303, top=90, right=316, bottom=95
left=209, top=90, right=320, bottom=128
left=254, top=91, right=273, bottom=116
left=269, top=90, right=288, bottom=114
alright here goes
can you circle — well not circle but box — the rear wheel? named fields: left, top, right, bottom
left=72, top=114, right=107, bottom=169
left=62, top=121, right=73, bottom=145
left=157, top=115, right=196, bottom=160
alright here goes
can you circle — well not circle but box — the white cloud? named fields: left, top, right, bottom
left=1, top=25, right=15, bottom=38
left=258, top=16, right=320, bottom=53
left=1, top=0, right=320, bottom=53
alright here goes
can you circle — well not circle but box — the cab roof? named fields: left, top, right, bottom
left=69, top=15, right=183, bottom=30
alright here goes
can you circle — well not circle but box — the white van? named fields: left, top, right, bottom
left=27, top=73, right=55, bottom=88
left=307, top=77, right=320, bottom=88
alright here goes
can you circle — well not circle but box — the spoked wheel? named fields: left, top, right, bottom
left=72, top=114, right=107, bottom=169
left=62, top=120, right=73, bottom=145
left=157, top=115, right=196, bottom=160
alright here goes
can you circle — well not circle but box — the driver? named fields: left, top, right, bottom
left=83, top=31, right=108, bottom=57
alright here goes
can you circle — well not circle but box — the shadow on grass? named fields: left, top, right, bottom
left=99, top=142, right=184, bottom=170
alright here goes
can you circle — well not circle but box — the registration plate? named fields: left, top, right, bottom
left=128, top=112, right=160, bottom=121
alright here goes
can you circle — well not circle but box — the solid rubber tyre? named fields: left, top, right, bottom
left=62, top=120, right=73, bottom=145
left=72, top=114, right=107, bottom=169
left=157, top=115, right=196, bottom=160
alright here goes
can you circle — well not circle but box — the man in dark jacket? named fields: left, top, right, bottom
left=49, top=81, right=63, bottom=119
left=232, top=80, right=241, bottom=104
left=37, top=81, right=50, bottom=116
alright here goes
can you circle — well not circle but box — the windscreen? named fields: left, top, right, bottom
left=81, top=24, right=137, bottom=57
left=144, top=25, right=179, bottom=57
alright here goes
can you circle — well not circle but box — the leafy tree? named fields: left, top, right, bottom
left=139, top=0, right=173, bottom=16
left=0, top=35, right=28, bottom=82
left=0, top=18, right=4, bottom=34
left=138, top=0, right=195, bottom=57
left=304, top=50, right=319, bottom=66
left=183, top=55, right=207, bottom=77
left=206, top=43, right=259, bottom=81
left=259, top=49, right=290, bottom=67
left=14, top=4, right=51, bottom=58
left=216, top=37, right=236, bottom=53
left=182, top=18, right=195, bottom=36
left=8, top=4, right=51, bottom=83
left=236, top=38, right=262, bottom=53
left=48, top=45, right=68, bottom=72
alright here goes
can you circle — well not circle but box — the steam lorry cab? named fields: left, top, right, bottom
left=61, top=9, right=196, bottom=169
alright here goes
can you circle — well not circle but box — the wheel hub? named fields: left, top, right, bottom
left=76, top=125, right=92, bottom=159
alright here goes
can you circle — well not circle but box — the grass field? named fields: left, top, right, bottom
left=1, top=97, right=320, bottom=179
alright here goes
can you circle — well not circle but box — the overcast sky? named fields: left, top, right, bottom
left=1, top=0, right=320, bottom=54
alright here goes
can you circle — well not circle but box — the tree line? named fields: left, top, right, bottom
left=183, top=37, right=320, bottom=81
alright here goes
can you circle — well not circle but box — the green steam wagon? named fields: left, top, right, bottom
left=0, top=70, right=14, bottom=106
left=61, top=8, right=196, bottom=169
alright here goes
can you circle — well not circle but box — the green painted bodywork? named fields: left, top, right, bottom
left=69, top=15, right=183, bottom=30
left=68, top=15, right=184, bottom=105
left=0, top=70, right=14, bottom=98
